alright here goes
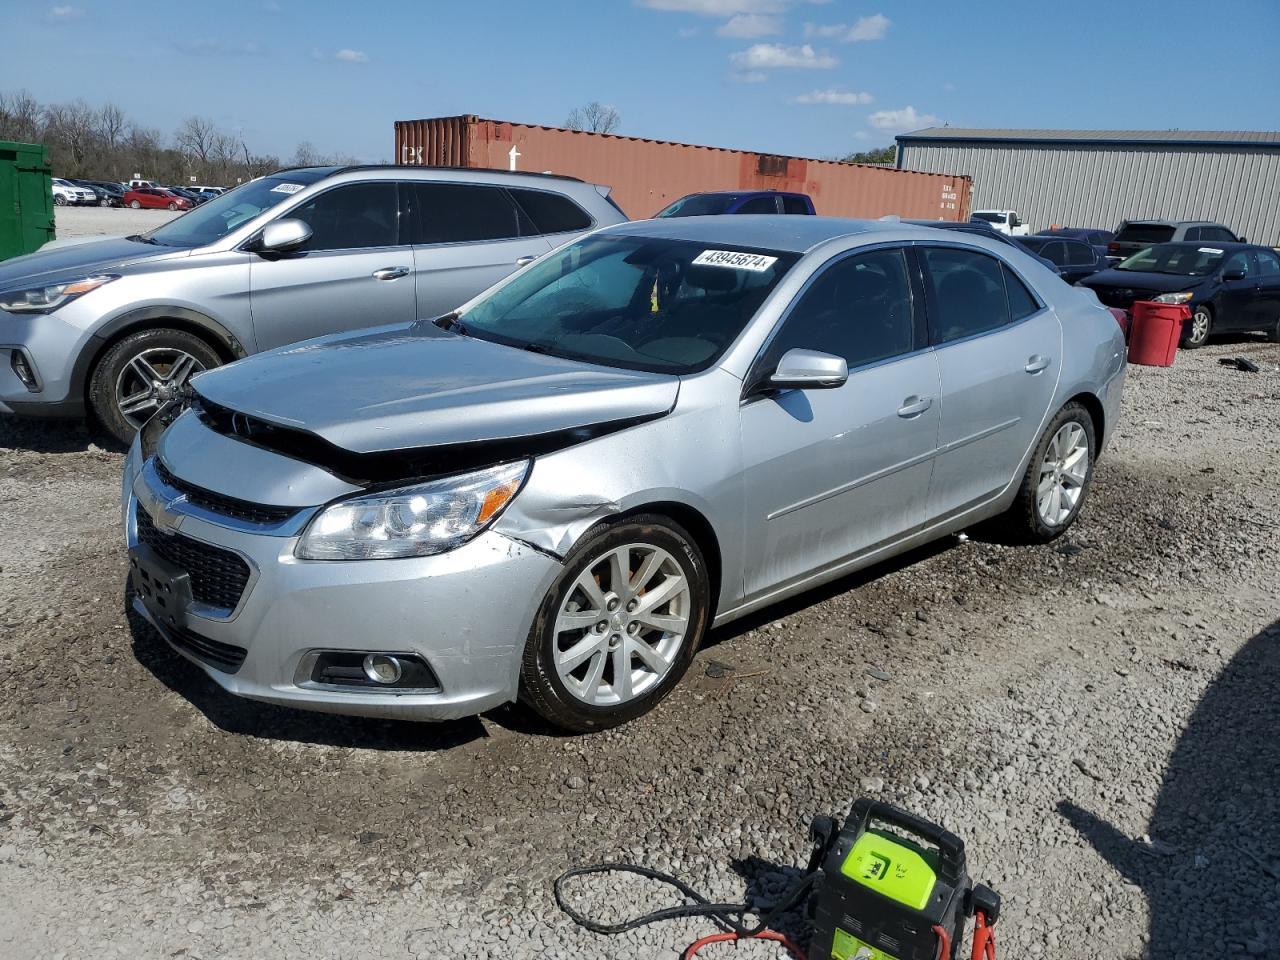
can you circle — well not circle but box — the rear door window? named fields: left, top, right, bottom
left=1115, top=224, right=1175, bottom=244
left=922, top=247, right=1013, bottom=343
left=508, top=188, right=593, bottom=235
left=781, top=195, right=811, bottom=215
left=737, top=195, right=780, bottom=214
left=1037, top=240, right=1068, bottom=266
left=1183, top=227, right=1202, bottom=241
left=1256, top=249, right=1280, bottom=277
left=1065, top=241, right=1096, bottom=266
left=1003, top=266, right=1042, bottom=320
left=402, top=182, right=524, bottom=244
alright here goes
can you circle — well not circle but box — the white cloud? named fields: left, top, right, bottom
left=334, top=48, right=369, bottom=63
left=804, top=13, right=890, bottom=42
left=48, top=5, right=82, bottom=20
left=640, top=0, right=784, bottom=13
left=730, top=70, right=769, bottom=83
left=677, top=25, right=700, bottom=37
left=717, top=13, right=781, bottom=37
left=730, top=43, right=836, bottom=70
left=791, top=88, right=873, bottom=105
left=867, top=106, right=939, bottom=132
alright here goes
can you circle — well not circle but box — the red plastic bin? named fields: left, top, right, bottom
left=1128, top=301, right=1189, bottom=367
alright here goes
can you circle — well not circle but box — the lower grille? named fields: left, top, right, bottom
left=135, top=505, right=251, bottom=611
left=164, top=623, right=248, bottom=673
left=1094, top=288, right=1154, bottom=309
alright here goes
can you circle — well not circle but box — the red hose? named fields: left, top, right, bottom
left=681, top=930, right=807, bottom=959
left=932, top=924, right=952, bottom=960
left=972, top=911, right=996, bottom=960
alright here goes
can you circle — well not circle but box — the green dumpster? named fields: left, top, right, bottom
left=0, top=140, right=55, bottom=262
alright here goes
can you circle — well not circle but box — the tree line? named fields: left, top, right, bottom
left=0, top=89, right=355, bottom=187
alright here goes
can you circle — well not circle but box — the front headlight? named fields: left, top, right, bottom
left=1152, top=291, right=1194, bottom=304
left=0, top=274, right=118, bottom=314
left=296, top=460, right=530, bottom=561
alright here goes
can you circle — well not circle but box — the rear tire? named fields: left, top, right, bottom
left=87, top=328, right=221, bottom=445
left=995, top=402, right=1096, bottom=544
left=1181, top=305, right=1212, bottom=348
left=54, top=195, right=66, bottom=206
left=519, top=515, right=710, bottom=733
left=1266, top=314, right=1280, bottom=343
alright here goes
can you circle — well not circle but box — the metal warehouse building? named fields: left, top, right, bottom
left=895, top=128, right=1280, bottom=244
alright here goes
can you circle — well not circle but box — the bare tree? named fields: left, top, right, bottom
left=0, top=89, right=43, bottom=143
left=175, top=115, right=219, bottom=171
left=290, top=140, right=325, bottom=166
left=43, top=99, right=98, bottom=176
left=565, top=101, right=620, bottom=134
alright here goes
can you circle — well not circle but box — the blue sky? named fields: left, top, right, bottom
left=4, top=0, right=1278, bottom=163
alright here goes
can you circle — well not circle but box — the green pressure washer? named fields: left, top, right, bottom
left=808, top=799, right=1000, bottom=960
left=555, top=797, right=1001, bottom=960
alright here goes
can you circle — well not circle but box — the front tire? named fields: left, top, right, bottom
left=997, top=402, right=1096, bottom=544
left=87, top=328, right=220, bottom=445
left=167, top=202, right=178, bottom=211
left=519, top=516, right=710, bottom=732
left=54, top=195, right=66, bottom=206
left=1182, top=305, right=1212, bottom=348
left=130, top=199, right=140, bottom=209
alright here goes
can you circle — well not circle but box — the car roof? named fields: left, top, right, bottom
left=1121, top=219, right=1227, bottom=227
left=1149, top=240, right=1255, bottom=250
left=604, top=215, right=973, bottom=254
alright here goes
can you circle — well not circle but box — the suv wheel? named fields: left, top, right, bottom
left=996, top=402, right=1096, bottom=544
left=54, top=194, right=66, bottom=206
left=1182, top=305, right=1212, bottom=348
left=88, top=328, right=220, bottom=445
left=520, top=516, right=710, bottom=732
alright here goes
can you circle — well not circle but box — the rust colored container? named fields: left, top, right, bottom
left=395, top=116, right=971, bottom=221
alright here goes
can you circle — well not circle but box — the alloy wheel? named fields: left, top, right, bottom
left=114, top=347, right=206, bottom=429
left=1037, top=422, right=1090, bottom=527
left=553, top=543, right=691, bottom=707
left=1189, top=309, right=1211, bottom=345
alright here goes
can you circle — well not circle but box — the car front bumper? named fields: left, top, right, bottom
left=0, top=306, right=98, bottom=417
left=122, top=448, right=563, bottom=721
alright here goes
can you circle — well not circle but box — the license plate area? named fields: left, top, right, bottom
left=129, top=544, right=193, bottom=630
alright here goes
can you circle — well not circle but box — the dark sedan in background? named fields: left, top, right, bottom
left=1015, top=235, right=1109, bottom=283
left=1037, top=227, right=1114, bottom=259
left=1080, top=242, right=1280, bottom=347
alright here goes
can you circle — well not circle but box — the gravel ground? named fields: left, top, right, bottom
left=53, top=205, right=179, bottom=240
left=0, top=335, right=1277, bottom=960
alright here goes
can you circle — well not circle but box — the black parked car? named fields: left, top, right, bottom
left=904, top=219, right=1058, bottom=272
left=69, top=179, right=118, bottom=207
left=1080, top=242, right=1280, bottom=347
left=1015, top=235, right=1109, bottom=284
left=1036, top=227, right=1114, bottom=258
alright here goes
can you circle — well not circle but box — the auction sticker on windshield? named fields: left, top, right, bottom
left=1198, top=247, right=1223, bottom=254
left=692, top=250, right=778, bottom=272
left=270, top=183, right=305, bottom=195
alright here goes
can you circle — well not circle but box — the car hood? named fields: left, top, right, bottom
left=190, top=323, right=681, bottom=456
left=0, top=236, right=187, bottom=290
left=1081, top=269, right=1208, bottom=293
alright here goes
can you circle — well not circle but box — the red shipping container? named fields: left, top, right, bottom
left=1128, top=301, right=1189, bottom=367
left=395, top=116, right=972, bottom=221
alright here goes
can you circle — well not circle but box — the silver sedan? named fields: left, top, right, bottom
left=121, top=216, right=1126, bottom=731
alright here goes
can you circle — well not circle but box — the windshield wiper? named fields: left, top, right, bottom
left=431, top=311, right=468, bottom=336
left=126, top=234, right=160, bottom=245
left=521, top=342, right=550, bottom=354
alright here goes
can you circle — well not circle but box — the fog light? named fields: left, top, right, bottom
left=10, top=350, right=38, bottom=391
left=363, top=654, right=403, bottom=685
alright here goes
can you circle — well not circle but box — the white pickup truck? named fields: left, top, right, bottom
left=971, top=209, right=1030, bottom=236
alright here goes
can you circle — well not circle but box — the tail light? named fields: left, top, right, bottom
left=1107, top=242, right=1120, bottom=253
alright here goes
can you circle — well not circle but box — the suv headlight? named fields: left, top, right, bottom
left=296, top=461, right=530, bottom=561
left=1152, top=291, right=1194, bottom=304
left=0, top=274, right=118, bottom=314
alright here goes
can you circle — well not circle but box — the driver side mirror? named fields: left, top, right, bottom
left=768, top=348, right=849, bottom=390
left=258, top=218, right=312, bottom=254
left=1223, top=267, right=1248, bottom=282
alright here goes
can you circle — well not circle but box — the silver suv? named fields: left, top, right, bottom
left=0, top=165, right=625, bottom=442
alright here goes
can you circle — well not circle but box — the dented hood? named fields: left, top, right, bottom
left=190, top=323, right=680, bottom=455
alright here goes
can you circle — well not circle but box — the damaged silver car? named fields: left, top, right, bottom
left=121, top=217, right=1126, bottom=731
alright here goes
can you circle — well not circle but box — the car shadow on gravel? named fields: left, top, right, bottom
left=0, top=414, right=103, bottom=453
left=1059, top=618, right=1279, bottom=958
left=125, top=595, right=488, bottom=752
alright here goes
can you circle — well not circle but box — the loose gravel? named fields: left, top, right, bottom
left=0, top=324, right=1276, bottom=958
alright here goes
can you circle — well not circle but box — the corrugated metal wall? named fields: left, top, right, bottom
left=897, top=141, right=1280, bottom=242
left=396, top=117, right=971, bottom=221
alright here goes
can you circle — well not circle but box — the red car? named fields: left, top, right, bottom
left=123, top=187, right=193, bottom=211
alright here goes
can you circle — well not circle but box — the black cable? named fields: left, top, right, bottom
left=554, top=861, right=819, bottom=939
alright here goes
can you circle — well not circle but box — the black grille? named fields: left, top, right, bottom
left=1094, top=287, right=1154, bottom=310
left=164, top=623, right=247, bottom=673
left=154, top=457, right=297, bottom=526
left=135, top=506, right=251, bottom=611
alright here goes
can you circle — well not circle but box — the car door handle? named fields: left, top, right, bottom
left=372, top=266, right=410, bottom=281
left=1024, top=355, right=1051, bottom=374
left=897, top=396, right=932, bottom=418
left=515, top=255, right=538, bottom=266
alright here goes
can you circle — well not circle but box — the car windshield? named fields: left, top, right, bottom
left=144, top=170, right=332, bottom=248
left=1116, top=243, right=1225, bottom=276
left=656, top=194, right=740, bottom=218
left=1114, top=224, right=1175, bottom=244
left=457, top=234, right=799, bottom=374
left=970, top=212, right=1003, bottom=223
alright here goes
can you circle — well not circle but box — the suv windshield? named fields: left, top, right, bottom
left=656, top=194, right=740, bottom=218
left=1116, top=243, right=1225, bottom=276
left=144, top=169, right=334, bottom=247
left=458, top=234, right=798, bottom=374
